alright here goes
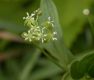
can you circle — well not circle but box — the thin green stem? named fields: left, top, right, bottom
left=33, top=42, right=64, bottom=69
left=62, top=71, right=70, bottom=80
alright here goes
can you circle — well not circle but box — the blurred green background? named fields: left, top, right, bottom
left=0, top=0, right=94, bottom=80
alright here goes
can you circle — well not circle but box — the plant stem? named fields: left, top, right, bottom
left=33, top=42, right=64, bottom=69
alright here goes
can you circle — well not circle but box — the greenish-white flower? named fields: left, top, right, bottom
left=22, top=9, right=57, bottom=43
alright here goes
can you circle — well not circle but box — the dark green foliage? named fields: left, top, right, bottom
left=88, top=63, right=94, bottom=78
left=70, top=52, right=94, bottom=79
left=71, top=61, right=84, bottom=79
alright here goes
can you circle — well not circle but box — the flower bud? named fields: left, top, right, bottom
left=83, top=9, right=90, bottom=16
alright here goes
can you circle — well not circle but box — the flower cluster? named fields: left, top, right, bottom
left=22, top=9, right=57, bottom=43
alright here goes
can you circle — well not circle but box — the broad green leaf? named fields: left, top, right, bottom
left=78, top=53, right=94, bottom=76
left=70, top=61, right=84, bottom=79
left=39, top=0, right=73, bottom=69
left=88, top=63, right=94, bottom=78
left=70, top=51, right=94, bottom=79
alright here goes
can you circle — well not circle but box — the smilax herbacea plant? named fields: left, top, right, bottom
left=22, top=9, right=57, bottom=43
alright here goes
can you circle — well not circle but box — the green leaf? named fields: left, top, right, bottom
left=88, top=63, right=94, bottom=78
left=78, top=53, right=94, bottom=77
left=70, top=51, right=94, bottom=79
left=70, top=61, right=84, bottom=79
left=39, top=0, right=73, bottom=69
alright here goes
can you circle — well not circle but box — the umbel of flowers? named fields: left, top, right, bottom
left=22, top=9, right=57, bottom=43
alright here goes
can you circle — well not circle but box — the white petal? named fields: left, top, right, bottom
left=48, top=16, right=51, bottom=20
left=52, top=38, right=57, bottom=40
left=53, top=32, right=57, bottom=34
left=31, top=13, right=35, bottom=17
left=26, top=12, right=29, bottom=16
